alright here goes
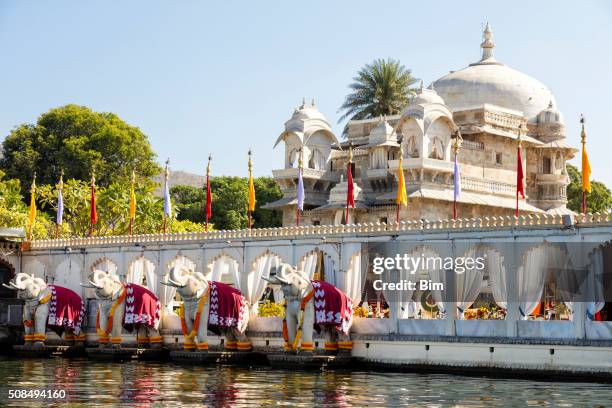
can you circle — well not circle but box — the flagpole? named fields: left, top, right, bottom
left=89, top=169, right=96, bottom=237
left=248, top=149, right=254, bottom=230
left=345, top=144, right=353, bottom=225
left=129, top=170, right=135, bottom=236
left=163, top=159, right=170, bottom=235
left=296, top=149, right=303, bottom=227
left=581, top=115, right=588, bottom=216
left=56, top=170, right=63, bottom=239
left=453, top=136, right=461, bottom=220
left=28, top=172, right=36, bottom=241
left=515, top=125, right=523, bottom=219
left=396, top=144, right=407, bottom=224
left=205, top=154, right=212, bottom=232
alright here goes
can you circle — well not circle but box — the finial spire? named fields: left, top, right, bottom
left=419, top=80, right=424, bottom=93
left=58, top=169, right=64, bottom=190
left=581, top=114, right=586, bottom=144
left=311, top=97, right=316, bottom=107
left=206, top=154, right=212, bottom=176
left=248, top=149, right=253, bottom=173
left=548, top=100, right=554, bottom=109
left=517, top=124, right=523, bottom=147
left=480, top=22, right=495, bottom=61
left=164, top=158, right=170, bottom=180
left=301, top=97, right=306, bottom=108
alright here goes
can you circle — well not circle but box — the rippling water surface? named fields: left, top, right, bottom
left=0, top=357, right=611, bottom=407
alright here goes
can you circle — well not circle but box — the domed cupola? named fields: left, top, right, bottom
left=412, top=81, right=446, bottom=106
left=433, top=24, right=557, bottom=123
left=536, top=101, right=565, bottom=141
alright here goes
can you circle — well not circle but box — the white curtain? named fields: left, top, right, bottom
left=323, top=255, right=335, bottom=286
left=487, top=250, right=508, bottom=309
left=455, top=248, right=485, bottom=319
left=127, top=259, right=144, bottom=286
left=342, top=253, right=363, bottom=304
left=210, top=256, right=240, bottom=287
left=247, top=254, right=281, bottom=313
left=428, top=267, right=449, bottom=317
left=163, top=256, right=196, bottom=314
left=128, top=258, right=157, bottom=293
left=586, top=249, right=606, bottom=320
left=300, top=252, right=318, bottom=279
left=517, top=246, right=550, bottom=319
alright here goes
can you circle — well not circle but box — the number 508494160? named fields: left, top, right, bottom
left=8, top=389, right=66, bottom=399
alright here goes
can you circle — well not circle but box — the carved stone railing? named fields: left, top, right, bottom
left=26, top=211, right=612, bottom=250
left=461, top=140, right=485, bottom=151
left=462, top=177, right=516, bottom=196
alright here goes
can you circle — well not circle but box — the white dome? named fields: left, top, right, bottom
left=433, top=24, right=556, bottom=122
left=412, top=84, right=446, bottom=106
left=291, top=99, right=329, bottom=122
left=537, top=101, right=564, bottom=125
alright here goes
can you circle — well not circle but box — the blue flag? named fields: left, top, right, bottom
left=297, top=167, right=304, bottom=211
left=56, top=189, right=63, bottom=225
left=454, top=153, right=461, bottom=201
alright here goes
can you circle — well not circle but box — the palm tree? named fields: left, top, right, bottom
left=338, top=58, right=419, bottom=133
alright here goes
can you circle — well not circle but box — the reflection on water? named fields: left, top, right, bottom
left=0, top=357, right=610, bottom=407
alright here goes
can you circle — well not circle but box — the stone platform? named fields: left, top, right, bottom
left=14, top=344, right=86, bottom=358
left=267, top=353, right=352, bottom=370
left=169, top=350, right=267, bottom=366
left=86, top=347, right=169, bottom=361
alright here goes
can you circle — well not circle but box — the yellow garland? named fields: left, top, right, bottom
left=96, top=287, right=127, bottom=337
left=39, top=293, right=52, bottom=305
left=291, top=289, right=315, bottom=350
left=179, top=287, right=211, bottom=341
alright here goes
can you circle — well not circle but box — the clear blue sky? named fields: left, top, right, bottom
left=1, top=1, right=611, bottom=187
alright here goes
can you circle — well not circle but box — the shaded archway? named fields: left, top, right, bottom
left=0, top=259, right=16, bottom=299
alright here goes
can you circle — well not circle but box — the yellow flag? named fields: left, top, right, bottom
left=129, top=171, right=136, bottom=220
left=396, top=147, right=408, bottom=206
left=248, top=152, right=256, bottom=212
left=582, top=143, right=592, bottom=194
left=28, top=176, right=37, bottom=236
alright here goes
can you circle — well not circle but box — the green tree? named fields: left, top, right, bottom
left=0, top=171, right=51, bottom=239
left=566, top=164, right=612, bottom=213
left=1, top=104, right=161, bottom=196
left=170, top=176, right=282, bottom=230
left=338, top=58, right=419, bottom=133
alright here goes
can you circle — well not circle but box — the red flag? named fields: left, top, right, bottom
left=516, top=146, right=525, bottom=199
left=346, top=162, right=355, bottom=208
left=205, top=174, right=212, bottom=223
left=90, top=175, right=97, bottom=228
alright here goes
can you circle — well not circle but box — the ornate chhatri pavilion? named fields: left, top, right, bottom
left=265, top=24, right=577, bottom=227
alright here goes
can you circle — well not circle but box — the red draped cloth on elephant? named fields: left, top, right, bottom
left=208, top=281, right=248, bottom=334
left=123, top=283, right=160, bottom=331
left=47, top=285, right=86, bottom=335
left=312, top=280, right=354, bottom=335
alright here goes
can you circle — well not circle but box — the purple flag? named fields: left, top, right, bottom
left=297, top=167, right=304, bottom=211
left=454, top=153, right=461, bottom=200
left=56, top=188, right=63, bottom=225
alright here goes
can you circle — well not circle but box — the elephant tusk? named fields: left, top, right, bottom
left=163, top=278, right=185, bottom=288
left=88, top=280, right=103, bottom=289
left=2, top=283, right=18, bottom=290
left=79, top=282, right=97, bottom=288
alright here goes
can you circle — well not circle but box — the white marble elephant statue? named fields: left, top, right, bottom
left=263, top=264, right=354, bottom=354
left=4, top=273, right=86, bottom=347
left=163, top=266, right=251, bottom=352
left=81, top=270, right=162, bottom=348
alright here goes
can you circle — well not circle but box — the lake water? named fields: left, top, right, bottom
left=0, top=357, right=610, bottom=407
